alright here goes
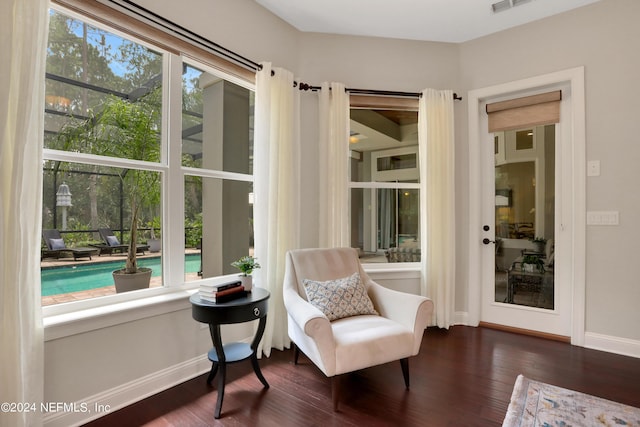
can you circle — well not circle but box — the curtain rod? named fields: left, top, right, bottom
left=110, top=2, right=462, bottom=101
left=106, top=0, right=261, bottom=72
left=296, top=82, right=463, bottom=101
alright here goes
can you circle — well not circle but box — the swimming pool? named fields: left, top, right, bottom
left=41, top=254, right=201, bottom=296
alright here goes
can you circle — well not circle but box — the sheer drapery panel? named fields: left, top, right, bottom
left=318, top=82, right=350, bottom=248
left=419, top=88, right=456, bottom=329
left=0, top=0, right=49, bottom=425
left=253, top=62, right=300, bottom=357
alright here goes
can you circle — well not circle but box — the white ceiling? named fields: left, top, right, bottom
left=255, top=0, right=601, bottom=43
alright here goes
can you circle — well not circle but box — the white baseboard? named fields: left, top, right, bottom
left=43, top=355, right=211, bottom=427
left=447, top=314, right=640, bottom=360
left=584, top=331, right=640, bottom=359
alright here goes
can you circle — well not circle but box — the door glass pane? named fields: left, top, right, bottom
left=494, top=125, right=555, bottom=309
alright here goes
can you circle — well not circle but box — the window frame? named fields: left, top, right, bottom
left=348, top=96, right=421, bottom=267
left=42, top=2, right=257, bottom=331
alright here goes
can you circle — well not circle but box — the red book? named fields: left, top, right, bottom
left=199, top=283, right=242, bottom=298
left=200, top=286, right=246, bottom=303
left=214, top=286, right=245, bottom=297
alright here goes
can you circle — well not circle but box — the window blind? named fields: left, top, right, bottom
left=486, top=90, right=561, bottom=132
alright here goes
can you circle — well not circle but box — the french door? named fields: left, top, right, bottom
left=467, top=68, right=586, bottom=342
left=480, top=123, right=571, bottom=336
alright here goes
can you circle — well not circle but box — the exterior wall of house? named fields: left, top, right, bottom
left=42, top=0, right=640, bottom=424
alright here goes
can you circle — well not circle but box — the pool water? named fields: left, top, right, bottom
left=41, top=254, right=201, bottom=296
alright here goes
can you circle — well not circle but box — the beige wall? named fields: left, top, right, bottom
left=43, top=0, right=640, bottom=423
left=135, top=0, right=300, bottom=71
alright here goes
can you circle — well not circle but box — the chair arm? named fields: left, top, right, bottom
left=283, top=286, right=337, bottom=375
left=283, top=286, right=333, bottom=339
left=366, top=279, right=433, bottom=333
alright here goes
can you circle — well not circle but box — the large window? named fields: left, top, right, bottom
left=349, top=108, right=420, bottom=263
left=41, top=6, right=255, bottom=306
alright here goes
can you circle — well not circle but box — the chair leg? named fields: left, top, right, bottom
left=400, top=358, right=410, bottom=389
left=331, top=376, right=340, bottom=411
left=293, top=343, right=300, bottom=365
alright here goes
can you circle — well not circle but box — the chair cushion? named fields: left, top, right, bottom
left=106, top=235, right=120, bottom=246
left=49, top=238, right=66, bottom=250
left=332, top=315, right=415, bottom=374
left=303, top=272, right=378, bottom=321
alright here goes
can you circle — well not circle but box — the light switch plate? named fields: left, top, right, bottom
left=587, top=160, right=600, bottom=176
left=587, top=211, right=619, bottom=225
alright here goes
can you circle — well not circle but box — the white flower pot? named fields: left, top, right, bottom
left=240, top=275, right=252, bottom=292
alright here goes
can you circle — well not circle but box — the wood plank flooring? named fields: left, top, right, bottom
left=83, top=326, right=640, bottom=426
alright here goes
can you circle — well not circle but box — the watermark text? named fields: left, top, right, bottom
left=1, top=401, right=111, bottom=414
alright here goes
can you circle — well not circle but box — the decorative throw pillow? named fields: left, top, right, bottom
left=303, top=272, right=378, bottom=321
left=49, top=238, right=65, bottom=250
left=106, top=235, right=120, bottom=246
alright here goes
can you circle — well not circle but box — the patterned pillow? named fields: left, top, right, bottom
left=303, top=272, right=378, bottom=321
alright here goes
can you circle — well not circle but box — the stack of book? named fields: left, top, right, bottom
left=199, top=280, right=246, bottom=303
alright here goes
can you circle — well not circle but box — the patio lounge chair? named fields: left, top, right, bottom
left=42, top=229, right=96, bottom=261
left=93, top=228, right=149, bottom=256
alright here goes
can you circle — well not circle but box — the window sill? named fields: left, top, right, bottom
left=363, top=262, right=421, bottom=274
left=43, top=285, right=200, bottom=341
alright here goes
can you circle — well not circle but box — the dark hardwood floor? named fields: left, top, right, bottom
left=83, top=326, right=640, bottom=426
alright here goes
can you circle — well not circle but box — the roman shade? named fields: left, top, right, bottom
left=486, top=90, right=561, bottom=133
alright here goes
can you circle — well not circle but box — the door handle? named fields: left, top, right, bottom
left=483, top=238, right=495, bottom=245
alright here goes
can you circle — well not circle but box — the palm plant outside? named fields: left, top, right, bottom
left=55, top=95, right=160, bottom=274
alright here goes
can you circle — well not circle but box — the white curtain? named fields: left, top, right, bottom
left=418, top=88, right=455, bottom=329
left=318, top=82, right=350, bottom=247
left=0, top=0, right=48, bottom=426
left=253, top=62, right=300, bottom=357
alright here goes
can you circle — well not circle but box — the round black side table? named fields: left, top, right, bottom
left=190, top=287, right=270, bottom=419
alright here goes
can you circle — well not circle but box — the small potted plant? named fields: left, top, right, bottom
left=231, top=255, right=261, bottom=292
left=522, top=254, right=545, bottom=273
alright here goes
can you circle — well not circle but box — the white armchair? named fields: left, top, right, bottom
left=283, top=247, right=433, bottom=410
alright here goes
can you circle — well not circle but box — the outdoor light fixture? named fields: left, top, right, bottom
left=56, top=182, right=72, bottom=230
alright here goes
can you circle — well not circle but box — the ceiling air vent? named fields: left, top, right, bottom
left=491, top=0, right=532, bottom=14
left=491, top=0, right=511, bottom=13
